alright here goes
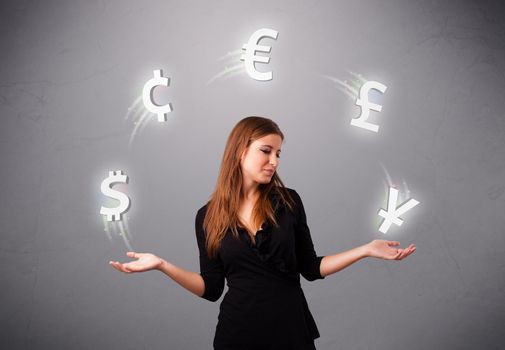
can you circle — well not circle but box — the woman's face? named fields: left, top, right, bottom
left=240, top=133, right=282, bottom=185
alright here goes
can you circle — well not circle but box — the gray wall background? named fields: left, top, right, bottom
left=1, top=0, right=504, bottom=349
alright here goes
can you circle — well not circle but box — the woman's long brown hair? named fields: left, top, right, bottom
left=203, top=116, right=296, bottom=259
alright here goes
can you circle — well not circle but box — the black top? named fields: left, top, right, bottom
left=195, top=187, right=325, bottom=350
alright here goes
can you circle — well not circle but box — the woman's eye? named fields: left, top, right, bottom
left=261, top=150, right=280, bottom=158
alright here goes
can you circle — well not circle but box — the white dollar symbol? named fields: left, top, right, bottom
left=143, top=69, right=172, bottom=122
left=377, top=187, right=419, bottom=233
left=351, top=80, right=388, bottom=132
left=240, top=28, right=278, bottom=81
left=100, top=170, right=131, bottom=222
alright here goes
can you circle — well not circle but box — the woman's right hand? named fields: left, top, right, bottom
left=365, top=239, right=416, bottom=260
left=109, top=252, right=164, bottom=273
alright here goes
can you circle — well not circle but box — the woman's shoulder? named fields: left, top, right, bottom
left=196, top=202, right=209, bottom=221
left=270, top=187, right=302, bottom=215
left=280, top=186, right=301, bottom=203
left=284, top=187, right=296, bottom=195
left=273, top=186, right=296, bottom=195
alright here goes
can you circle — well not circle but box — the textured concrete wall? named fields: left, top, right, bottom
left=1, top=0, right=504, bottom=349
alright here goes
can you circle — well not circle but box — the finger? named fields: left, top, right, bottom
left=392, top=252, right=402, bottom=260
left=402, top=251, right=412, bottom=259
left=407, top=247, right=417, bottom=256
left=121, top=265, right=132, bottom=273
left=126, top=251, right=138, bottom=259
left=387, top=241, right=400, bottom=247
left=400, top=248, right=412, bottom=259
left=110, top=261, right=125, bottom=272
left=112, top=261, right=132, bottom=273
left=109, top=261, right=122, bottom=272
left=400, top=251, right=408, bottom=260
left=398, top=245, right=414, bottom=258
left=111, top=261, right=127, bottom=273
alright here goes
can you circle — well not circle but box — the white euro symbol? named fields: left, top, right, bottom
left=142, top=69, right=172, bottom=122
left=377, top=187, right=419, bottom=233
left=240, top=28, right=278, bottom=81
left=351, top=80, right=387, bottom=132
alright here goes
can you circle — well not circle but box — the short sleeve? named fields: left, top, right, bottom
left=291, top=189, right=325, bottom=281
left=195, top=206, right=225, bottom=302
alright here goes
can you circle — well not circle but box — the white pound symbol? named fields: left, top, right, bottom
left=351, top=80, right=387, bottom=132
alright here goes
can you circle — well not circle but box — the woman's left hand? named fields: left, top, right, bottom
left=365, top=239, right=416, bottom=260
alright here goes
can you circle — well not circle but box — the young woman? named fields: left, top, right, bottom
left=110, top=116, right=416, bottom=350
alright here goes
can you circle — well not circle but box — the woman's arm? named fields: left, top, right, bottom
left=319, top=240, right=416, bottom=277
left=109, top=252, right=206, bottom=298
left=157, top=258, right=206, bottom=297
left=110, top=207, right=225, bottom=302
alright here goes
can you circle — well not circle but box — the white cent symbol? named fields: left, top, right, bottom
left=142, top=69, right=172, bottom=122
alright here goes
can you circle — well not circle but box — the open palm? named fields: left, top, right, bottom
left=109, top=252, right=163, bottom=273
left=367, top=239, right=416, bottom=260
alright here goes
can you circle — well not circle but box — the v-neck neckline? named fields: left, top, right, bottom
left=238, top=221, right=268, bottom=247
left=236, top=189, right=280, bottom=243
left=238, top=221, right=266, bottom=239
